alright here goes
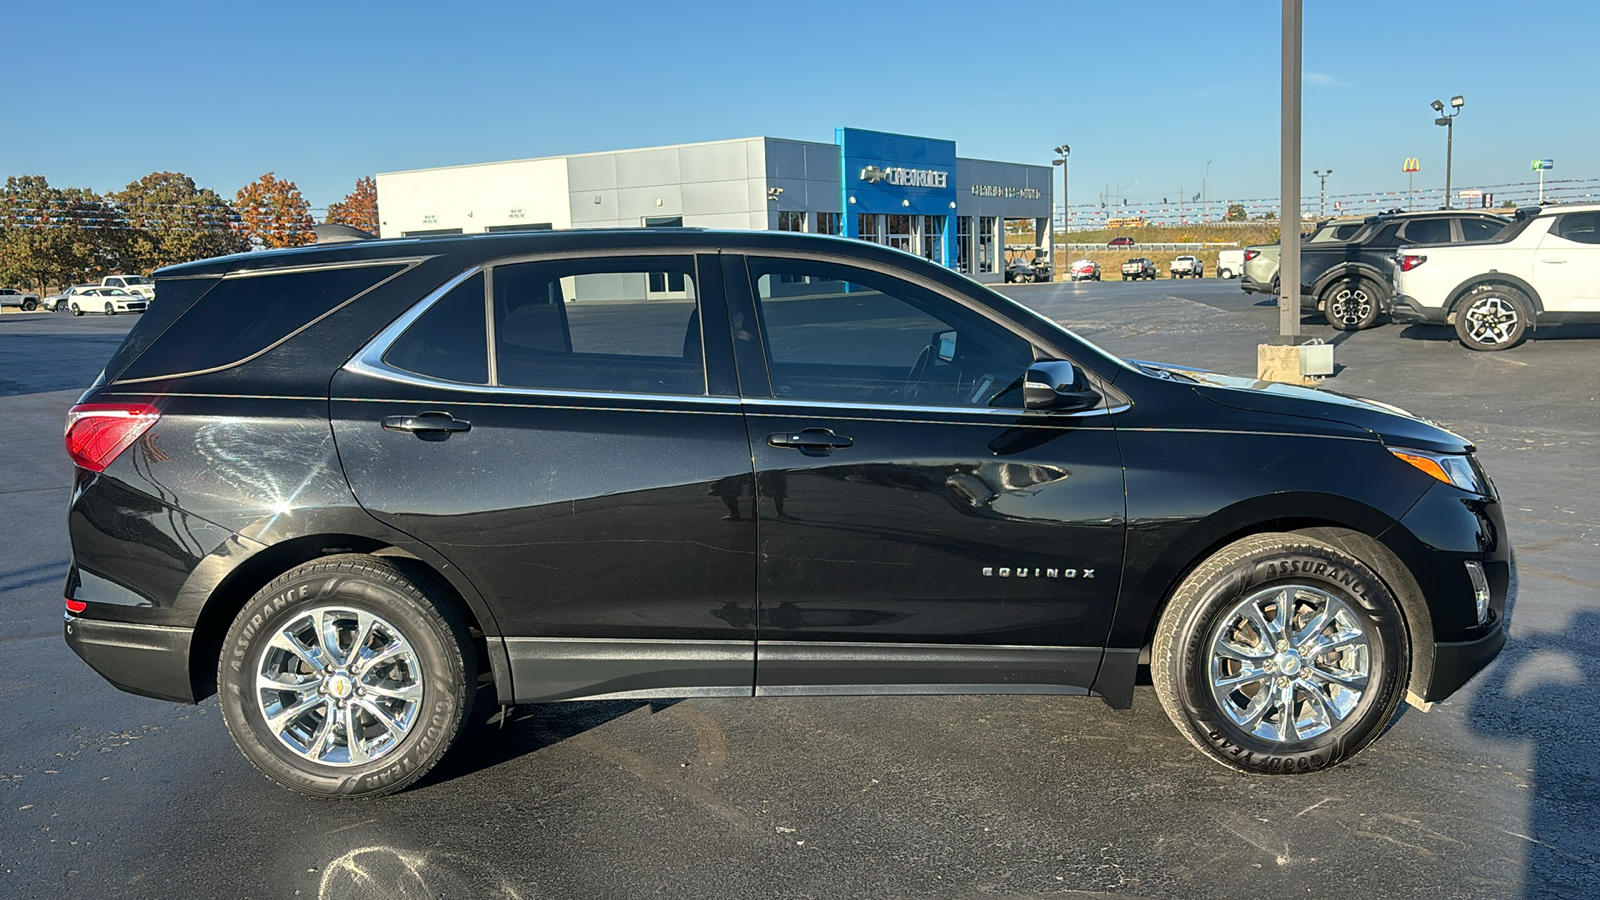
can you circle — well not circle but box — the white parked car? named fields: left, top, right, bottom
left=0, top=288, right=43, bottom=310
left=1069, top=259, right=1101, bottom=281
left=1169, top=255, right=1205, bottom=278
left=44, top=285, right=98, bottom=311
left=68, top=287, right=148, bottom=317
left=1215, top=249, right=1244, bottom=279
left=1390, top=203, right=1600, bottom=350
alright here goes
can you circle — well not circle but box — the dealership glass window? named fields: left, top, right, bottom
left=978, top=216, right=998, bottom=273
left=886, top=215, right=912, bottom=253
left=745, top=257, right=1032, bottom=408
left=857, top=213, right=880, bottom=244
left=920, top=216, right=945, bottom=265
left=777, top=210, right=807, bottom=232
left=816, top=212, right=841, bottom=237
left=956, top=217, right=973, bottom=273
left=490, top=257, right=706, bottom=395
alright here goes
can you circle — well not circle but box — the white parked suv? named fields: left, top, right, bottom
left=1391, top=203, right=1600, bottom=350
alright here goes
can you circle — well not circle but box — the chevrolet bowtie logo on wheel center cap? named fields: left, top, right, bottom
left=326, top=674, right=354, bottom=699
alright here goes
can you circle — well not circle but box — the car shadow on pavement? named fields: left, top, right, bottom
left=424, top=699, right=677, bottom=788
left=1468, top=611, right=1600, bottom=897
left=1400, top=322, right=1600, bottom=345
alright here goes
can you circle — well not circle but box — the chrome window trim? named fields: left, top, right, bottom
left=742, top=397, right=1129, bottom=420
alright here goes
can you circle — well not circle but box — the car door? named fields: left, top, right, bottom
left=725, top=253, right=1127, bottom=695
left=1533, top=211, right=1600, bottom=311
left=330, top=252, right=759, bottom=702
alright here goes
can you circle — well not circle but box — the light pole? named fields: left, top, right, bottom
left=1052, top=144, right=1070, bottom=277
left=1203, top=160, right=1212, bottom=222
left=1312, top=169, right=1331, bottom=218
left=1431, top=95, right=1463, bottom=208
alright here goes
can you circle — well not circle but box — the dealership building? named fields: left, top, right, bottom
left=375, top=128, right=1053, bottom=283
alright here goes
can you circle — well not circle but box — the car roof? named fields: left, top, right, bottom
left=154, top=228, right=949, bottom=279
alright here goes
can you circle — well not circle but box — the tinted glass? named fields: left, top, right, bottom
left=1402, top=219, right=1452, bottom=244
left=1460, top=218, right=1506, bottom=241
left=746, top=257, right=1033, bottom=408
left=383, top=273, right=488, bottom=384
left=115, top=264, right=404, bottom=381
left=1554, top=212, right=1600, bottom=244
left=491, top=257, right=705, bottom=395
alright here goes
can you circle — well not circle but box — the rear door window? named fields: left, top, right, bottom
left=1399, top=219, right=1451, bottom=244
left=1460, top=218, right=1506, bottom=242
left=383, top=273, right=488, bottom=385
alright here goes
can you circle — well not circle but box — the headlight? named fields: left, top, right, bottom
left=1389, top=448, right=1490, bottom=496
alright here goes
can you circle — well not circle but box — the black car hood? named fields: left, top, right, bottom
left=1128, top=360, right=1473, bottom=454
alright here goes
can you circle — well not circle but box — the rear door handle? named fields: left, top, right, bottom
left=768, top=428, right=853, bottom=455
left=382, top=412, right=472, bottom=437
left=1541, top=257, right=1567, bottom=264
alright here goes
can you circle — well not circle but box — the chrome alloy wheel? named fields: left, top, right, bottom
left=254, top=606, right=423, bottom=767
left=1462, top=295, right=1521, bottom=346
left=1208, top=584, right=1370, bottom=743
left=1328, top=285, right=1372, bottom=327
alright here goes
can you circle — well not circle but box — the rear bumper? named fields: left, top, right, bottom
left=1241, top=275, right=1272, bottom=294
left=64, top=614, right=198, bottom=703
left=1389, top=293, right=1449, bottom=325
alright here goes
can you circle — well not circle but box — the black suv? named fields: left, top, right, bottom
left=63, top=229, right=1512, bottom=797
left=1294, top=210, right=1508, bottom=330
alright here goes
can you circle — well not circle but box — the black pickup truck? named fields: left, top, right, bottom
left=1293, top=210, right=1509, bottom=330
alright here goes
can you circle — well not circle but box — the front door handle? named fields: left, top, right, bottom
left=382, top=411, right=471, bottom=438
left=768, top=428, right=853, bottom=455
left=1541, top=257, right=1567, bottom=264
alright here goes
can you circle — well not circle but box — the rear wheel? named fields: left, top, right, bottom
left=218, top=554, right=477, bottom=798
left=1152, top=533, right=1409, bottom=774
left=1454, top=284, right=1531, bottom=351
left=71, top=303, right=83, bottom=316
left=1219, top=268, right=1234, bottom=279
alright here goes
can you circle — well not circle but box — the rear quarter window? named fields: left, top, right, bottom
left=114, top=263, right=407, bottom=382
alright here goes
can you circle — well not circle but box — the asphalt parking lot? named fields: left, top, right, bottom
left=2, top=282, right=1596, bottom=899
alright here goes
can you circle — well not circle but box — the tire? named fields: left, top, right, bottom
left=105, top=302, right=116, bottom=316
left=1122, top=275, right=1128, bottom=281
left=72, top=303, right=83, bottom=316
left=22, top=299, right=36, bottom=311
left=1151, top=532, right=1409, bottom=775
left=1322, top=277, right=1381, bottom=330
left=1219, top=268, right=1234, bottom=280
left=218, top=554, right=478, bottom=798
left=1454, top=283, right=1531, bottom=351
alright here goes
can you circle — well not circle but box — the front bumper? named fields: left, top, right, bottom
left=64, top=614, right=198, bottom=703
left=1389, top=293, right=1449, bottom=325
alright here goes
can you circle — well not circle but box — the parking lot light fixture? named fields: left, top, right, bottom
left=1313, top=169, right=1332, bottom=218
left=1431, top=95, right=1463, bottom=208
left=1053, top=144, right=1070, bottom=274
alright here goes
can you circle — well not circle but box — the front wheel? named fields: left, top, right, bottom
left=1323, top=277, right=1380, bottom=330
left=105, top=302, right=116, bottom=316
left=1454, top=284, right=1531, bottom=351
left=218, top=554, right=478, bottom=798
left=1218, top=268, right=1234, bottom=280
left=71, top=303, right=83, bottom=316
left=22, top=299, right=37, bottom=311
left=1152, top=533, right=1409, bottom=774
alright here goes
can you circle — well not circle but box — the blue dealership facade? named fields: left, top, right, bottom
left=378, top=127, right=1054, bottom=283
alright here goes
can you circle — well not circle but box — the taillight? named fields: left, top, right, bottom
left=65, top=598, right=87, bottom=614
left=64, top=403, right=160, bottom=472
left=1399, top=254, right=1427, bottom=272
left=1244, top=249, right=1260, bottom=262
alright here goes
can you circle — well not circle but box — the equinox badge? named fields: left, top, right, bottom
left=983, top=567, right=1093, bottom=579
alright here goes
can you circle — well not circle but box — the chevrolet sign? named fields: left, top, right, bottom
left=860, top=165, right=948, bottom=188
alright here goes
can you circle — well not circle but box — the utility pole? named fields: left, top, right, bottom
left=1312, top=169, right=1331, bottom=218
left=1279, top=0, right=1301, bottom=339
left=1203, top=160, right=1212, bottom=222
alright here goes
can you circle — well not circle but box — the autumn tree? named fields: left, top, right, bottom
left=0, top=175, right=124, bottom=291
left=234, top=172, right=315, bottom=249
left=325, top=176, right=378, bottom=235
left=1224, top=203, right=1247, bottom=222
left=113, top=171, right=248, bottom=272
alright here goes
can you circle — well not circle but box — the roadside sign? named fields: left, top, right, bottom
left=1531, top=159, right=1555, bottom=170
left=1403, top=158, right=1421, bottom=172
left=1458, top=189, right=1483, bottom=199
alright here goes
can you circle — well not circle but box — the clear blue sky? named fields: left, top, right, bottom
left=4, top=0, right=1593, bottom=213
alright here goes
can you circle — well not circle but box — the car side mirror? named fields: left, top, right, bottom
left=1023, top=360, right=1101, bottom=412
left=935, top=330, right=957, bottom=362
